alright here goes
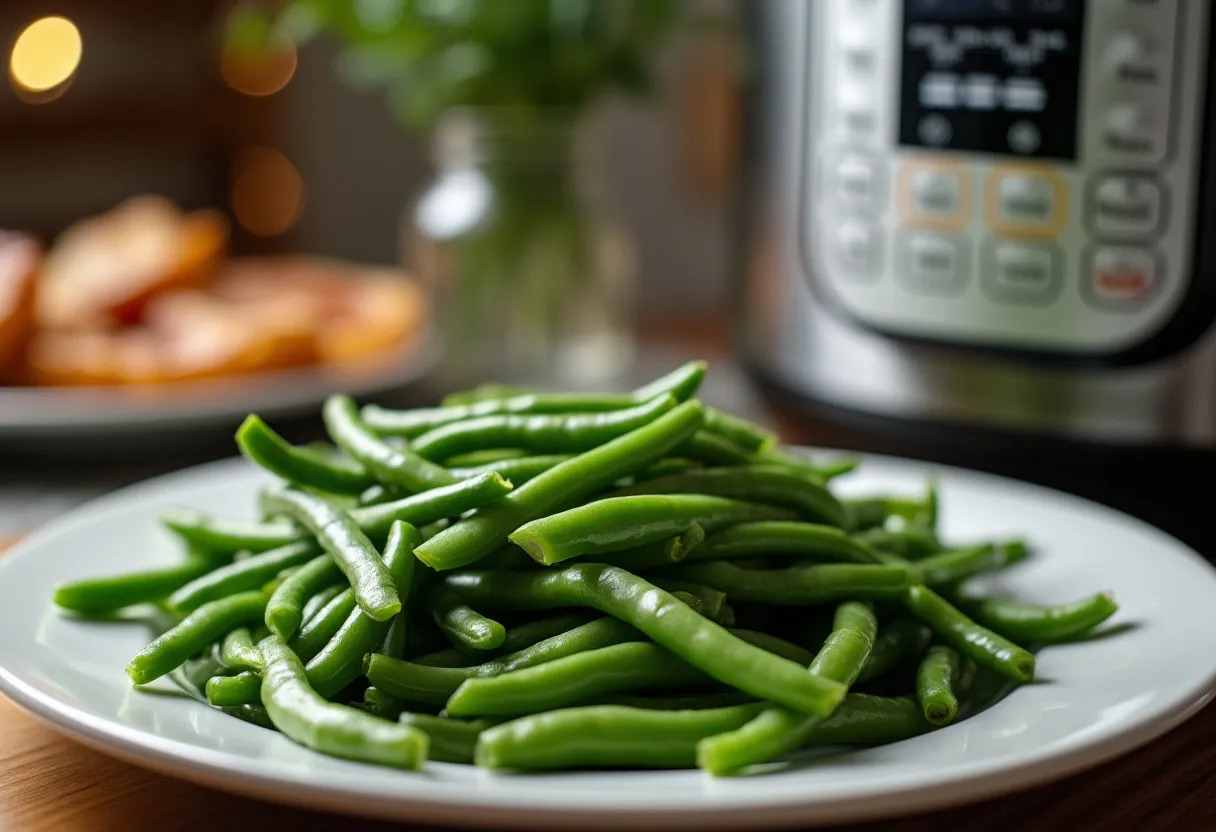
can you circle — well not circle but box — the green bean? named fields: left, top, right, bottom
left=414, top=400, right=706, bottom=571
left=612, top=465, right=848, bottom=526
left=916, top=645, right=964, bottom=725
left=306, top=521, right=420, bottom=698
left=379, top=611, right=409, bottom=659
left=169, top=542, right=319, bottom=613
left=126, top=590, right=266, bottom=685
left=441, top=564, right=847, bottom=717
left=261, top=489, right=400, bottom=622
left=290, top=589, right=356, bottom=663
left=235, top=415, right=374, bottom=494
left=846, top=482, right=938, bottom=532
left=729, top=629, right=817, bottom=666
left=409, top=394, right=678, bottom=462
left=475, top=703, right=768, bottom=770
left=856, top=619, right=933, bottom=683
left=160, top=508, right=299, bottom=556
left=599, top=691, right=758, bottom=710
left=351, top=472, right=513, bottom=544
left=361, top=686, right=412, bottom=720
left=370, top=362, right=705, bottom=437
left=264, top=554, right=342, bottom=640
left=596, top=525, right=705, bottom=571
left=206, top=671, right=262, bottom=706
left=447, top=642, right=716, bottom=717
left=656, top=561, right=911, bottom=605
left=259, top=636, right=428, bottom=770
left=220, top=627, right=264, bottom=672
left=956, top=592, right=1118, bottom=644
left=323, top=394, right=459, bottom=492
left=697, top=602, right=877, bottom=775
left=903, top=585, right=1035, bottom=682
left=365, top=617, right=644, bottom=704
left=448, top=454, right=574, bottom=485
left=54, top=557, right=215, bottom=614
left=398, top=713, right=497, bottom=763
left=678, top=430, right=756, bottom=466
left=647, top=578, right=729, bottom=622
left=689, top=522, right=884, bottom=565
left=412, top=613, right=594, bottom=666
left=442, top=448, right=531, bottom=467
left=301, top=584, right=345, bottom=625
left=914, top=540, right=1029, bottom=586
left=430, top=589, right=506, bottom=651
left=753, top=447, right=860, bottom=481
left=509, top=495, right=794, bottom=566
left=702, top=408, right=775, bottom=452
left=857, top=528, right=943, bottom=560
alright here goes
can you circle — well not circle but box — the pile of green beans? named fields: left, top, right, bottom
left=51, top=360, right=1120, bottom=775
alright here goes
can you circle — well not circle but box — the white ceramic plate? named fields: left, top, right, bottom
left=0, top=334, right=438, bottom=444
left=1, top=453, right=1214, bottom=829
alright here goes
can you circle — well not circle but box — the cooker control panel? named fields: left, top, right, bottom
left=803, top=0, right=1209, bottom=354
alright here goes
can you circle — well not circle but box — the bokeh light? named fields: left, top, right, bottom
left=231, top=146, right=306, bottom=236
left=9, top=16, right=82, bottom=100
left=220, top=41, right=297, bottom=97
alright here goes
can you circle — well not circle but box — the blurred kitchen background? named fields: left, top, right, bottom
left=2, top=0, right=1215, bottom=556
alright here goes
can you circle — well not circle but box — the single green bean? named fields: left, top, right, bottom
left=379, top=611, right=408, bottom=660
left=647, top=578, right=729, bottom=622
left=412, top=613, right=594, bottom=666
left=323, top=394, right=458, bottom=492
left=219, top=627, right=264, bottom=672
left=169, top=541, right=319, bottom=613
left=160, top=508, right=299, bottom=556
left=351, top=472, right=513, bottom=544
left=261, top=489, right=400, bottom=622
left=856, top=619, right=933, bottom=683
left=306, top=521, right=420, bottom=698
left=678, top=430, right=756, bottom=466
left=301, top=584, right=345, bottom=625
left=596, top=525, right=705, bottom=571
left=206, top=671, right=262, bottom=706
left=442, top=448, right=531, bottom=467
left=362, top=686, right=412, bottom=720
left=656, top=561, right=911, bottom=605
left=702, top=407, right=775, bottom=452
left=264, top=554, right=342, bottom=640
left=430, top=589, right=507, bottom=651
left=914, top=540, right=1029, bottom=586
left=903, top=585, right=1035, bottom=682
left=54, top=557, right=215, bottom=614
left=509, top=494, right=794, bottom=566
left=365, top=617, right=645, bottom=704
left=956, top=592, right=1118, bottom=644
left=414, top=400, right=706, bottom=571
left=235, top=414, right=374, bottom=494
left=916, top=645, right=964, bottom=725
left=409, top=394, right=678, bottom=462
left=290, top=589, right=356, bottom=663
left=690, top=521, right=884, bottom=564
left=697, top=602, right=877, bottom=775
left=448, top=454, right=574, bottom=485
left=399, top=713, right=498, bottom=763
left=441, top=564, right=847, bottom=717
left=446, top=641, right=715, bottom=717
left=612, top=465, right=848, bottom=526
left=259, top=636, right=428, bottom=769
left=126, top=591, right=266, bottom=685
left=475, top=703, right=768, bottom=770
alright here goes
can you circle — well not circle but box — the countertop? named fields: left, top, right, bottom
left=3, top=336, right=1215, bottom=830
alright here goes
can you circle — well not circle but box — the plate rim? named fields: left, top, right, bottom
left=2, top=451, right=1215, bottom=829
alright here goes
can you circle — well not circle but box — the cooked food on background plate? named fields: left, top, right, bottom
left=52, top=361, right=1120, bottom=774
left=0, top=196, right=426, bottom=389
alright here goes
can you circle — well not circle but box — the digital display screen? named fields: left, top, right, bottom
left=898, top=0, right=1086, bottom=160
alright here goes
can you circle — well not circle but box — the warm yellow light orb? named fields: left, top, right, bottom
left=10, top=16, right=82, bottom=95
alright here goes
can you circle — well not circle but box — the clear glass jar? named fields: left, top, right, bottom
left=406, top=110, right=635, bottom=386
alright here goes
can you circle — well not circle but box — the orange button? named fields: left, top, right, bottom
left=896, top=158, right=972, bottom=232
left=985, top=164, right=1069, bottom=240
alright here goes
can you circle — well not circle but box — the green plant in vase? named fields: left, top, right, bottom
left=228, top=0, right=686, bottom=382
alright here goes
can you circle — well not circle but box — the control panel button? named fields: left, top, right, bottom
left=961, top=74, right=999, bottom=110
left=1106, top=32, right=1161, bottom=84
left=834, top=221, right=882, bottom=281
left=838, top=78, right=879, bottom=134
left=898, top=232, right=967, bottom=295
left=1090, top=175, right=1163, bottom=238
left=1101, top=103, right=1164, bottom=159
left=1087, top=247, right=1159, bottom=305
left=985, top=165, right=1068, bottom=240
left=897, top=161, right=971, bottom=232
left=982, top=241, right=1062, bottom=305
left=833, top=155, right=881, bottom=211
